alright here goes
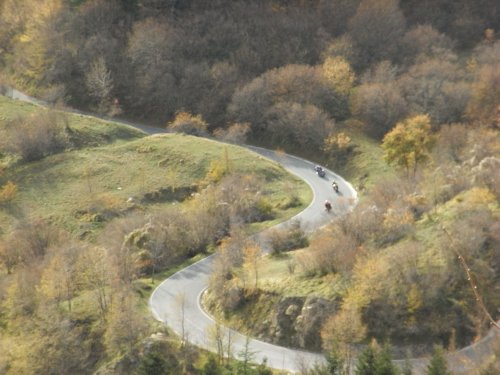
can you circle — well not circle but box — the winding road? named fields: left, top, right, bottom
left=2, top=87, right=497, bottom=374
left=147, top=142, right=499, bottom=374
left=150, top=148, right=358, bottom=373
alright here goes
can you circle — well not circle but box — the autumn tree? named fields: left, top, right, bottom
left=263, top=102, right=335, bottom=150
left=3, top=267, right=41, bottom=318
left=352, top=82, right=407, bottom=139
left=382, top=114, right=435, bottom=177
left=213, top=122, right=250, bottom=144
left=229, top=64, right=347, bottom=140
left=104, top=289, right=147, bottom=356
left=0, top=0, right=64, bottom=89
left=207, top=322, right=234, bottom=366
left=399, top=24, right=455, bottom=66
left=77, top=246, right=111, bottom=318
left=243, top=243, right=262, bottom=290
left=39, top=243, right=80, bottom=313
left=322, top=56, right=356, bottom=109
left=199, top=61, right=240, bottom=127
left=398, top=58, right=470, bottom=126
left=466, top=64, right=500, bottom=124
left=351, top=61, right=408, bottom=139
left=302, top=225, right=358, bottom=277
left=167, top=111, right=209, bottom=137
left=126, top=17, right=178, bottom=121
left=223, top=4, right=322, bottom=74
left=347, top=0, right=406, bottom=69
left=317, top=0, right=361, bottom=38
left=208, top=228, right=254, bottom=312
left=64, top=0, right=131, bottom=103
left=321, top=305, right=367, bottom=373
left=433, top=123, right=468, bottom=163
left=322, top=34, right=361, bottom=70
left=85, top=56, right=114, bottom=114
left=9, top=306, right=91, bottom=375
left=322, top=132, right=354, bottom=168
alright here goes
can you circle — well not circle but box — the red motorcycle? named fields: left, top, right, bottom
left=324, top=200, right=332, bottom=212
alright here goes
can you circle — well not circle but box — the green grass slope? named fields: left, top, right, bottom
left=0, top=97, right=311, bottom=240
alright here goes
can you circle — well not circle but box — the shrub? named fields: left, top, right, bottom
left=2, top=111, right=68, bottom=162
left=378, top=205, right=415, bottom=245
left=263, top=102, right=335, bottom=150
left=322, top=132, right=355, bottom=167
left=277, top=194, right=301, bottom=210
left=254, top=197, right=274, bottom=221
left=216, top=173, right=275, bottom=223
left=267, top=220, right=308, bottom=255
left=9, top=219, right=61, bottom=263
left=0, top=181, right=17, bottom=204
left=205, top=160, right=227, bottom=184
left=212, top=122, right=250, bottom=144
left=296, top=226, right=359, bottom=277
left=167, top=111, right=208, bottom=136
left=138, top=340, right=180, bottom=375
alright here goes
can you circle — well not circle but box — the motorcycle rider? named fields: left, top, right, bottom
left=324, top=200, right=332, bottom=212
left=332, top=181, right=339, bottom=193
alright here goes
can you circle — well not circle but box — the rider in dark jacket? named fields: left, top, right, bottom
left=324, top=200, right=332, bottom=211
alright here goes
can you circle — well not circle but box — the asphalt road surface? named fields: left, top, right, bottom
left=149, top=148, right=358, bottom=373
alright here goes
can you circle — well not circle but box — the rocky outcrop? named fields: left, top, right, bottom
left=261, top=296, right=338, bottom=351
left=295, top=297, right=338, bottom=349
left=269, top=297, right=304, bottom=347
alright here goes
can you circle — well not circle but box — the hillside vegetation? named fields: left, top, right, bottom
left=0, top=0, right=499, bottom=374
left=0, top=98, right=310, bottom=374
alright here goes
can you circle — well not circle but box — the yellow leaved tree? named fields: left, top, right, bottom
left=322, top=56, right=356, bottom=96
left=382, top=114, right=435, bottom=177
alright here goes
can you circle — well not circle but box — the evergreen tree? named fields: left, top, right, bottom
left=327, top=349, right=346, bottom=375
left=374, top=344, right=397, bottom=375
left=355, top=344, right=377, bottom=375
left=202, top=354, right=221, bottom=375
left=426, top=345, right=451, bottom=375
left=138, top=341, right=180, bottom=375
left=256, top=358, right=273, bottom=375
left=138, top=349, right=169, bottom=375
left=235, top=337, right=256, bottom=375
left=401, top=352, right=413, bottom=375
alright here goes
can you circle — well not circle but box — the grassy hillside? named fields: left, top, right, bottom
left=0, top=97, right=311, bottom=240
left=0, top=97, right=314, bottom=374
left=0, top=96, right=145, bottom=148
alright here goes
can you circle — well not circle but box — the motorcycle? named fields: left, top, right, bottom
left=332, top=181, right=339, bottom=193
left=315, top=165, right=326, bottom=177
left=324, top=200, right=332, bottom=212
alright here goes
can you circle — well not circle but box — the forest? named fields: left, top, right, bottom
left=0, top=0, right=499, bottom=374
